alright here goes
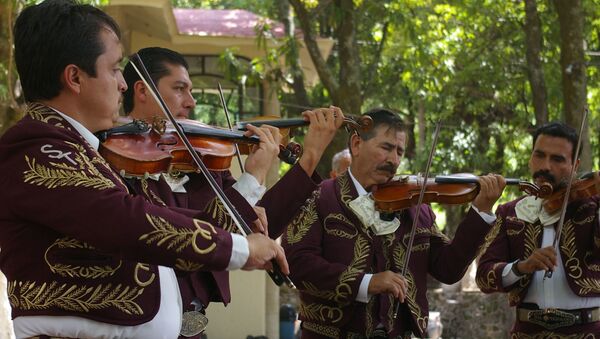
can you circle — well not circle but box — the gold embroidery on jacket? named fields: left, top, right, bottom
left=335, top=235, right=369, bottom=305
left=204, top=198, right=236, bottom=233
left=338, top=174, right=353, bottom=206
left=8, top=280, right=143, bottom=315
left=24, top=142, right=115, bottom=190
left=365, top=293, right=376, bottom=336
left=301, top=321, right=339, bottom=338
left=506, top=216, right=526, bottom=236
left=175, top=259, right=204, bottom=272
left=140, top=214, right=217, bottom=255
left=286, top=190, right=319, bottom=245
left=140, top=178, right=167, bottom=207
left=476, top=265, right=498, bottom=292
left=511, top=332, right=595, bottom=339
left=584, top=251, right=600, bottom=272
left=301, top=281, right=336, bottom=300
left=508, top=221, right=540, bottom=304
left=575, top=278, right=600, bottom=294
left=324, top=214, right=358, bottom=239
left=300, top=303, right=343, bottom=324
left=561, top=219, right=583, bottom=279
left=404, top=271, right=427, bottom=334
left=44, top=238, right=121, bottom=279
left=27, top=103, right=67, bottom=128
left=476, top=217, right=502, bottom=258
left=133, top=263, right=156, bottom=287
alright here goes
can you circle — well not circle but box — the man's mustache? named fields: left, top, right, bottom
left=376, top=163, right=396, bottom=175
left=533, top=170, right=556, bottom=184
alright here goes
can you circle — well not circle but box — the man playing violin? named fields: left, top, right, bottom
left=0, top=1, right=291, bottom=338
left=119, top=47, right=344, bottom=336
left=282, top=108, right=506, bottom=338
left=477, top=122, right=600, bottom=337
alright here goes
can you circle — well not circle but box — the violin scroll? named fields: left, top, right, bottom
left=518, top=181, right=553, bottom=199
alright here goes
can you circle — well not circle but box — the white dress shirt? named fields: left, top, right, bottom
left=14, top=109, right=249, bottom=339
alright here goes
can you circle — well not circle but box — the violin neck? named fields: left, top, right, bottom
left=236, top=118, right=308, bottom=131
left=181, top=124, right=260, bottom=143
left=434, top=175, right=521, bottom=185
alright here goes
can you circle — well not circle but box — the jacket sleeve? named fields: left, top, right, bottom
left=259, top=163, right=321, bottom=238
left=427, top=207, right=495, bottom=284
left=475, top=204, right=515, bottom=293
left=282, top=189, right=365, bottom=306
left=2, top=133, right=235, bottom=273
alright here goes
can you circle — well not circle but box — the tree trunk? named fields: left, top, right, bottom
left=289, top=0, right=365, bottom=175
left=523, top=0, right=549, bottom=126
left=553, top=0, right=591, bottom=171
left=0, top=0, right=23, bottom=136
left=276, top=0, right=310, bottom=115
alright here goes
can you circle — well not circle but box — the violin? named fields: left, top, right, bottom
left=543, top=171, right=600, bottom=214
left=235, top=114, right=373, bottom=134
left=372, top=173, right=553, bottom=214
left=234, top=114, right=373, bottom=165
left=97, top=118, right=261, bottom=177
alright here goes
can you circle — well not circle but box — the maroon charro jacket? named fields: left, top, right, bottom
left=128, top=156, right=320, bottom=311
left=0, top=103, right=237, bottom=325
left=282, top=173, right=493, bottom=338
left=476, top=196, right=600, bottom=302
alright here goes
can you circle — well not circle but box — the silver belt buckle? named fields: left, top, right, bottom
left=527, top=308, right=577, bottom=330
left=180, top=310, right=208, bottom=337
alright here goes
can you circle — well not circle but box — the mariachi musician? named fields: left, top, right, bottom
left=117, top=47, right=345, bottom=337
left=282, top=108, right=506, bottom=338
left=477, top=121, right=600, bottom=337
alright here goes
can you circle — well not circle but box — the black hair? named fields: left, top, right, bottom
left=532, top=121, right=579, bottom=161
left=122, top=47, right=189, bottom=113
left=356, top=108, right=405, bottom=141
left=14, top=0, right=121, bottom=101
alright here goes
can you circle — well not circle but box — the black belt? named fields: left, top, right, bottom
left=517, top=307, right=600, bottom=330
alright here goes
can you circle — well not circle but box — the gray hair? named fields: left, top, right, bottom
left=331, top=148, right=351, bottom=173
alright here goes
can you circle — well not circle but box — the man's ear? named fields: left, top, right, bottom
left=349, top=132, right=361, bottom=158
left=134, top=80, right=148, bottom=103
left=62, top=64, right=83, bottom=94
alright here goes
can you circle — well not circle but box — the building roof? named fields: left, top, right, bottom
left=174, top=9, right=286, bottom=38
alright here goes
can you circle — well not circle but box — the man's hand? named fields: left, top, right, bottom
left=472, top=174, right=506, bottom=214
left=299, top=106, right=345, bottom=176
left=368, top=271, right=408, bottom=302
left=243, top=233, right=290, bottom=275
left=250, top=206, right=268, bottom=237
left=516, top=246, right=557, bottom=274
left=244, top=124, right=281, bottom=185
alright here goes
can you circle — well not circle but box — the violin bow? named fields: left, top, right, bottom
left=217, top=83, right=245, bottom=173
left=545, top=107, right=588, bottom=279
left=393, top=121, right=441, bottom=319
left=129, top=54, right=294, bottom=288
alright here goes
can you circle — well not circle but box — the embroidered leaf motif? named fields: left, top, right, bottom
left=23, top=142, right=115, bottom=190
left=175, top=259, right=204, bottom=272
left=301, top=281, right=336, bottom=300
left=140, top=214, right=195, bottom=252
left=27, top=103, right=67, bottom=128
left=204, top=198, right=236, bottom=233
left=140, top=214, right=216, bottom=255
left=8, top=280, right=143, bottom=315
left=286, top=190, right=319, bottom=245
left=476, top=216, right=502, bottom=258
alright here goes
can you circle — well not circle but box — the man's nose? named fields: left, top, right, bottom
left=184, top=91, right=196, bottom=109
left=118, top=72, right=128, bottom=93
